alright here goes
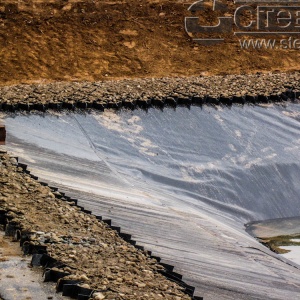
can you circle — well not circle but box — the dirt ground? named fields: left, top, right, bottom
left=0, top=233, right=22, bottom=260
left=0, top=0, right=299, bottom=86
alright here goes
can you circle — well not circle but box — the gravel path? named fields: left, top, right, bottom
left=0, top=152, right=193, bottom=300
left=0, top=73, right=299, bottom=111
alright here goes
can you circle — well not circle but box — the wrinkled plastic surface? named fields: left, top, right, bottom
left=3, top=103, right=300, bottom=299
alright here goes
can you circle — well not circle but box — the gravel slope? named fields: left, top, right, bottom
left=0, top=152, right=192, bottom=300
left=0, top=73, right=300, bottom=111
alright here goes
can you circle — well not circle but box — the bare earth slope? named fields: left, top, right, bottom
left=0, top=0, right=299, bottom=86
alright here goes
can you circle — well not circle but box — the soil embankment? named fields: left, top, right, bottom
left=0, top=0, right=299, bottom=86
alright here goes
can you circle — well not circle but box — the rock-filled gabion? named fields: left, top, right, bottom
left=0, top=73, right=299, bottom=112
left=0, top=152, right=200, bottom=300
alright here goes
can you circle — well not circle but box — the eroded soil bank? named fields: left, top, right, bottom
left=0, top=0, right=300, bottom=86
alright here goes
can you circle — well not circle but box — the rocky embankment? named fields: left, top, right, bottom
left=0, top=152, right=192, bottom=300
left=0, top=73, right=300, bottom=112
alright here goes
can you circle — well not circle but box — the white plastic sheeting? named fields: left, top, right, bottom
left=3, top=103, right=300, bottom=299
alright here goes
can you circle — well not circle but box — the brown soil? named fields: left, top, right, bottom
left=0, top=233, right=22, bottom=260
left=0, top=0, right=299, bottom=87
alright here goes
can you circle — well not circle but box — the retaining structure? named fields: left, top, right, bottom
left=0, top=152, right=204, bottom=300
left=0, top=89, right=299, bottom=114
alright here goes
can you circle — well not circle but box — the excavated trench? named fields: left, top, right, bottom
left=1, top=102, right=300, bottom=299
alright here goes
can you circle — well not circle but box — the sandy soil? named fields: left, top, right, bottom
left=0, top=232, right=22, bottom=261
left=0, top=0, right=299, bottom=86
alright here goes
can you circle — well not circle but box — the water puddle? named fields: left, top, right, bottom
left=246, top=216, right=300, bottom=265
